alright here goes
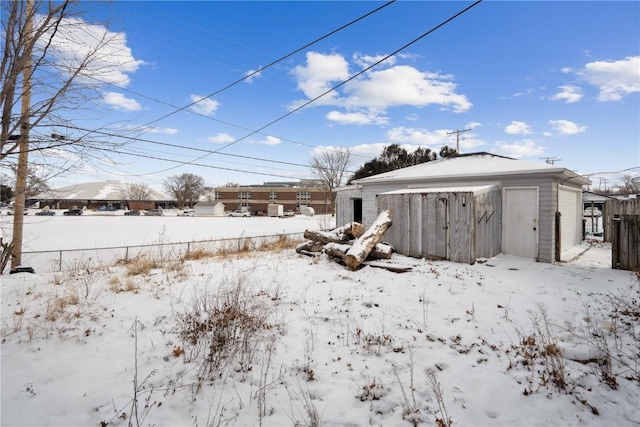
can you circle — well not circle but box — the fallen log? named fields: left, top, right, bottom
left=343, top=210, right=392, bottom=270
left=324, top=242, right=393, bottom=261
left=303, top=222, right=365, bottom=244
left=295, top=240, right=325, bottom=254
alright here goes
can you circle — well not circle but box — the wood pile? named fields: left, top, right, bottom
left=296, top=210, right=412, bottom=273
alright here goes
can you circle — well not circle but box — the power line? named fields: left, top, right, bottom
left=162, top=0, right=484, bottom=175
left=136, top=0, right=398, bottom=131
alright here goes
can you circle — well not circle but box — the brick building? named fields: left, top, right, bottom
left=213, top=180, right=331, bottom=215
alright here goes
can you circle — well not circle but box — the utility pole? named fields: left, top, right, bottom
left=540, top=157, right=560, bottom=165
left=447, top=128, right=471, bottom=154
left=11, top=0, right=33, bottom=268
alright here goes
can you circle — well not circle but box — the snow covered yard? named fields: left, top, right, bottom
left=1, top=234, right=639, bottom=426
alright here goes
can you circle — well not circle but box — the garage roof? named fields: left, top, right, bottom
left=354, top=153, right=590, bottom=185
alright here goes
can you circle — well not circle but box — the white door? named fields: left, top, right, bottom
left=503, top=187, right=538, bottom=259
left=558, top=186, right=580, bottom=252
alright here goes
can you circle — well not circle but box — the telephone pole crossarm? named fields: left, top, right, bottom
left=446, top=128, right=471, bottom=154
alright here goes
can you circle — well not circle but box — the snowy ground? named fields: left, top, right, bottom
left=1, top=216, right=639, bottom=427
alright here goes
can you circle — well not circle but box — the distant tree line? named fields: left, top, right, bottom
left=348, top=144, right=458, bottom=184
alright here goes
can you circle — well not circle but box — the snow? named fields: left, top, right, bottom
left=353, top=154, right=588, bottom=185
left=1, top=215, right=639, bottom=427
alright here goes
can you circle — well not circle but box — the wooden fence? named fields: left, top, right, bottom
left=604, top=199, right=640, bottom=271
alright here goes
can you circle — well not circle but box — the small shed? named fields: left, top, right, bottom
left=377, top=186, right=501, bottom=264
left=336, top=153, right=591, bottom=263
left=194, top=201, right=225, bottom=216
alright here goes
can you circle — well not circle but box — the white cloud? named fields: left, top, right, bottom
left=579, top=56, right=640, bottom=101
left=38, top=16, right=145, bottom=87
left=466, top=121, right=482, bottom=130
left=189, top=95, right=220, bottom=116
left=504, top=121, right=532, bottom=135
left=208, top=133, right=235, bottom=144
left=386, top=127, right=451, bottom=146
left=292, top=52, right=350, bottom=105
left=550, top=85, right=583, bottom=103
left=343, top=65, right=472, bottom=113
left=493, top=140, right=545, bottom=158
left=145, top=127, right=178, bottom=135
left=325, top=111, right=388, bottom=126
left=291, top=52, right=472, bottom=121
left=352, top=53, right=396, bottom=69
left=245, top=67, right=262, bottom=83
left=548, top=119, right=587, bottom=135
left=255, top=136, right=281, bottom=146
left=384, top=126, right=486, bottom=152
left=103, top=92, right=141, bottom=112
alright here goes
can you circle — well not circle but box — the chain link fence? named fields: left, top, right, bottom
left=15, top=232, right=305, bottom=274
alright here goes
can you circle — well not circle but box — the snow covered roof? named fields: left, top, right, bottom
left=381, top=185, right=498, bottom=195
left=32, top=181, right=170, bottom=201
left=353, top=153, right=591, bottom=185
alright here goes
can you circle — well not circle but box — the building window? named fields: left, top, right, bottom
left=269, top=191, right=277, bottom=200
left=296, top=191, right=311, bottom=201
left=239, top=202, right=251, bottom=209
left=214, top=191, right=221, bottom=200
left=239, top=191, right=251, bottom=199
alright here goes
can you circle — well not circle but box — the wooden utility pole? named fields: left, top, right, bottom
left=447, top=128, right=471, bottom=154
left=11, top=0, right=33, bottom=268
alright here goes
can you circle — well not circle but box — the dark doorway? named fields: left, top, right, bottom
left=353, top=198, right=362, bottom=223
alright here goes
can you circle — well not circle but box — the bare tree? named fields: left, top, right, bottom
left=4, top=165, right=51, bottom=198
left=309, top=147, right=352, bottom=215
left=163, top=173, right=205, bottom=209
left=122, top=182, right=152, bottom=201
left=1, top=0, right=143, bottom=269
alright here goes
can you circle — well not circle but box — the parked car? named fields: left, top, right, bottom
left=583, top=207, right=602, bottom=217
left=124, top=210, right=141, bottom=216
left=228, top=209, right=250, bottom=217
left=63, top=208, right=83, bottom=216
left=178, top=209, right=194, bottom=217
left=144, top=209, right=163, bottom=216
left=7, top=207, right=29, bottom=215
left=35, top=210, right=56, bottom=216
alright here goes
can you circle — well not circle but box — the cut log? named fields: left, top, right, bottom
left=323, top=242, right=351, bottom=259
left=303, top=221, right=365, bottom=244
left=295, top=240, right=325, bottom=254
left=324, top=241, right=393, bottom=261
left=343, top=210, right=393, bottom=270
left=368, top=242, right=394, bottom=260
left=303, top=230, right=343, bottom=244
left=334, top=222, right=366, bottom=240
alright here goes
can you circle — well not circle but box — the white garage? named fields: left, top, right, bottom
left=336, top=153, right=591, bottom=264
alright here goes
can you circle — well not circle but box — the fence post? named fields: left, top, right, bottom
left=58, top=250, right=62, bottom=272
left=611, top=215, right=620, bottom=269
left=555, top=211, right=561, bottom=262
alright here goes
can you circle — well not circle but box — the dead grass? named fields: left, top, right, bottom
left=124, top=256, right=159, bottom=276
left=108, top=276, right=139, bottom=293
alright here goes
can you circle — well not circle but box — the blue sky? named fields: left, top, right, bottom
left=37, top=1, right=639, bottom=192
